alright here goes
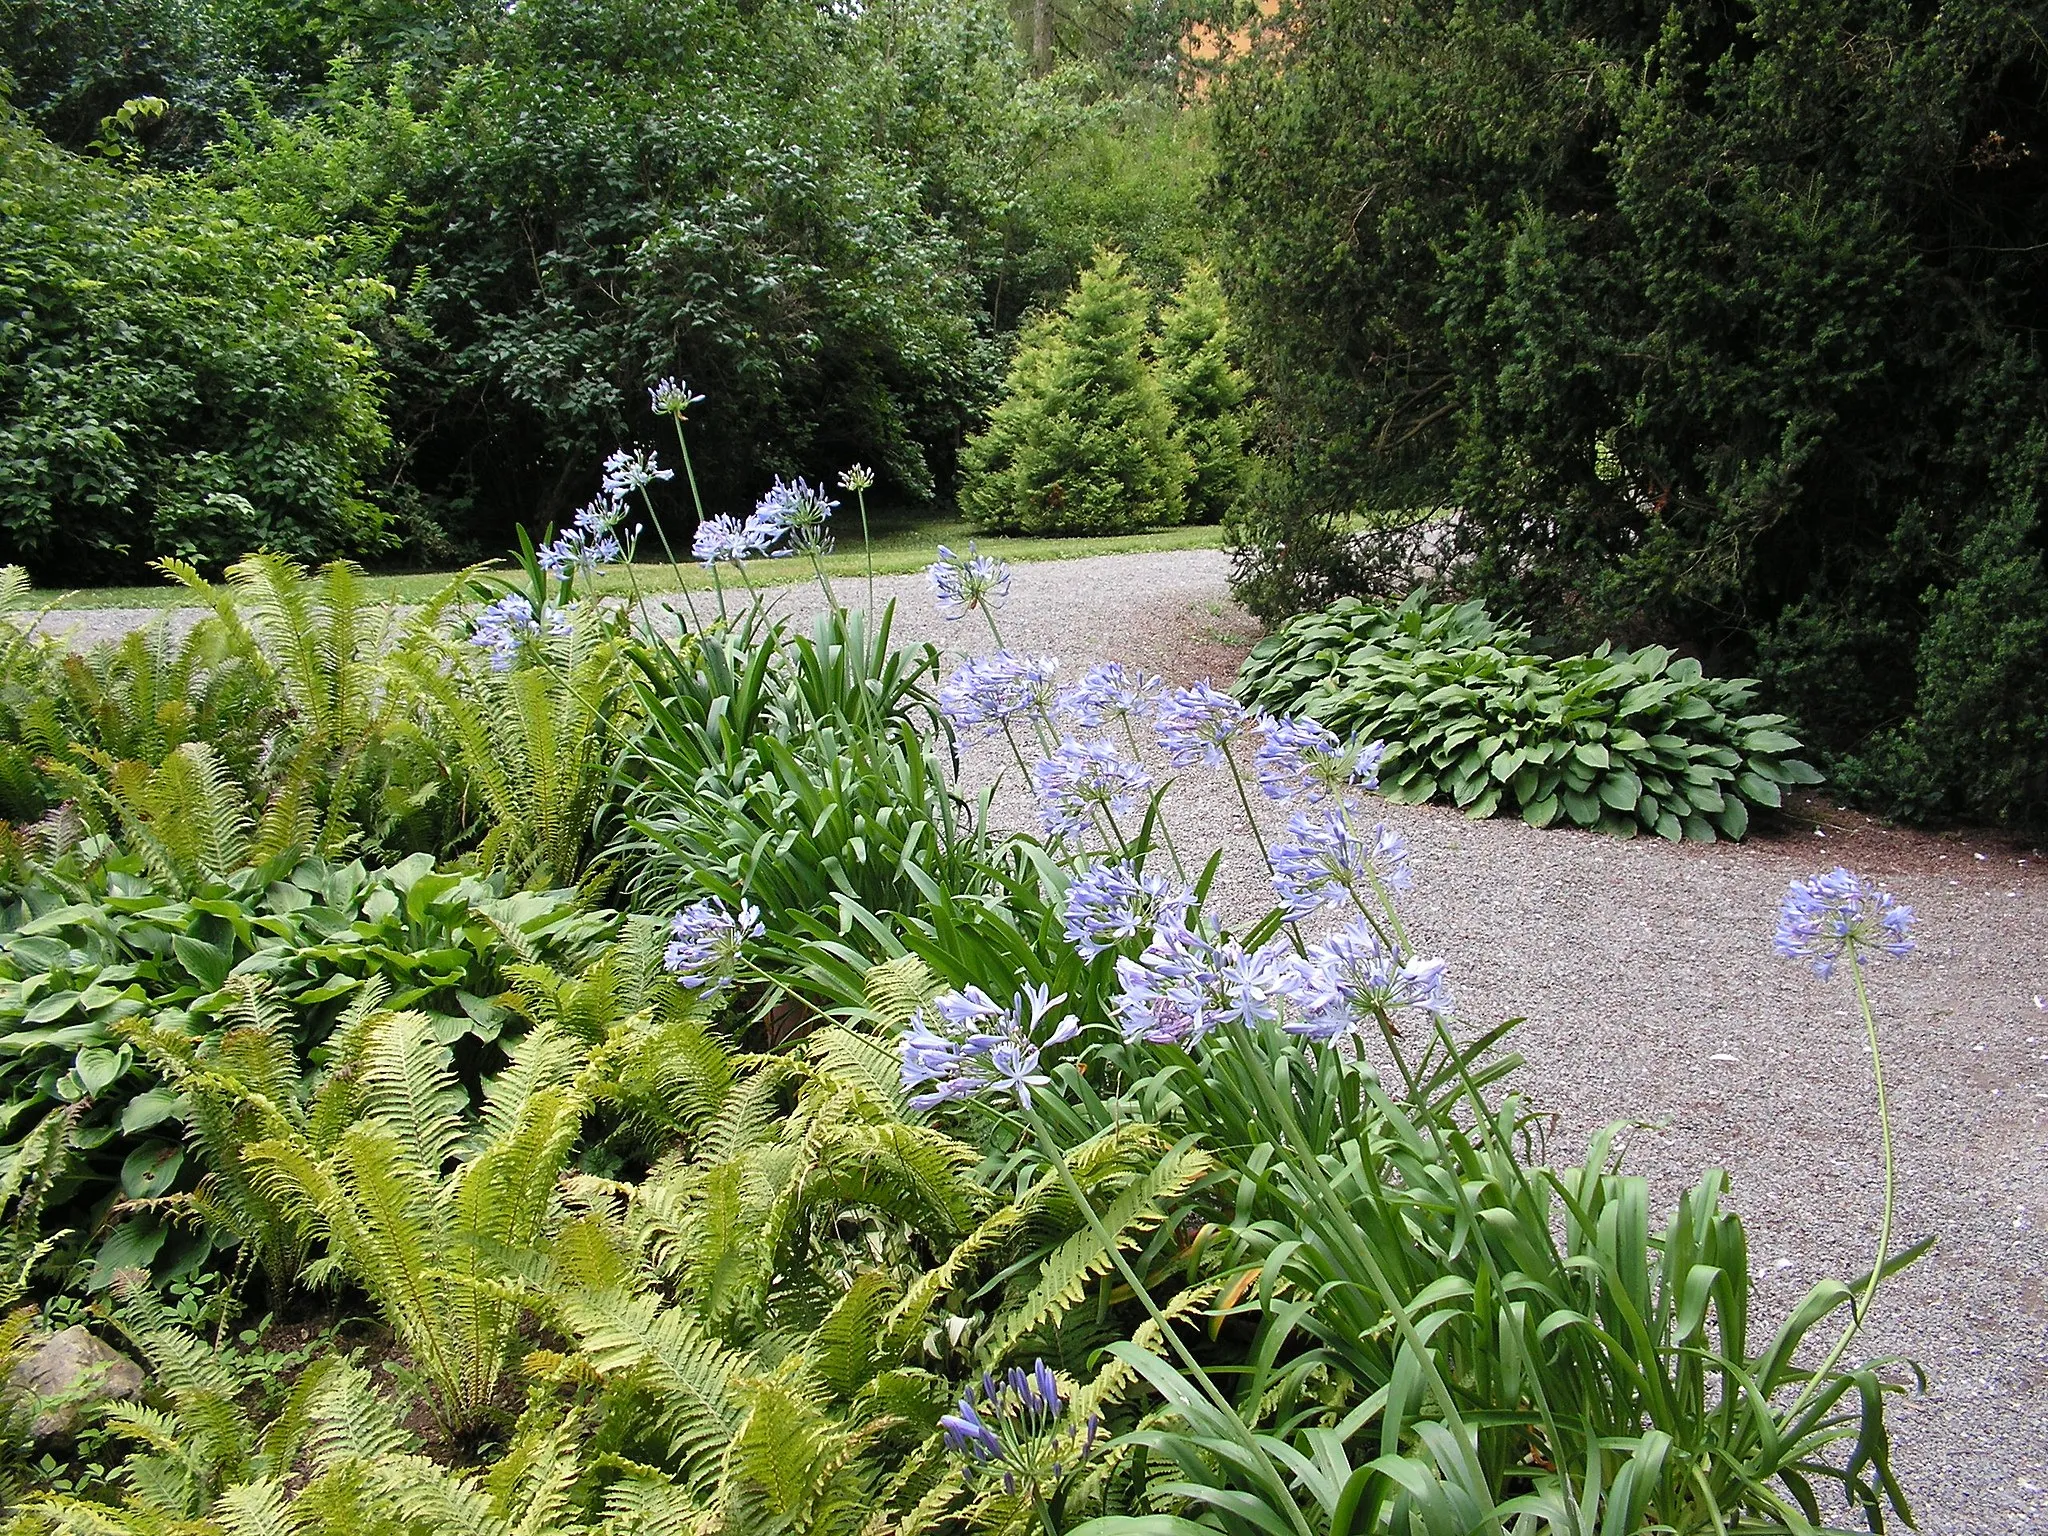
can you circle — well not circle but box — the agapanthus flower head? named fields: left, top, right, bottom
left=929, top=543, right=1011, bottom=621
left=649, top=377, right=704, bottom=418
left=838, top=463, right=875, bottom=492
left=538, top=503, right=627, bottom=578
left=1270, top=807, right=1411, bottom=918
left=1256, top=716, right=1385, bottom=804
left=1774, top=868, right=1916, bottom=979
left=754, top=476, right=837, bottom=553
left=940, top=1359, right=1097, bottom=1498
left=602, top=447, right=674, bottom=499
left=1291, top=922, right=1450, bottom=1041
left=1031, top=739, right=1152, bottom=839
left=1111, top=919, right=1306, bottom=1045
left=1156, top=681, right=1251, bottom=768
left=1062, top=861, right=1190, bottom=959
left=692, top=513, right=778, bottom=567
left=663, top=897, right=764, bottom=995
left=899, top=983, right=1080, bottom=1111
left=471, top=595, right=572, bottom=671
left=939, top=652, right=1061, bottom=736
left=1062, top=662, right=1165, bottom=730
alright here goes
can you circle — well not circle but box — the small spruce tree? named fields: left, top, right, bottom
left=1157, top=262, right=1253, bottom=526
left=963, top=249, right=1189, bottom=535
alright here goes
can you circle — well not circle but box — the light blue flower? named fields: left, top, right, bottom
left=1062, top=861, right=1189, bottom=959
left=899, top=983, right=1079, bottom=1112
left=602, top=447, right=674, bottom=498
left=1774, top=868, right=1915, bottom=979
left=650, top=377, right=704, bottom=418
left=939, top=652, right=1061, bottom=735
left=1255, top=715, right=1385, bottom=804
left=1270, top=807, right=1411, bottom=917
left=1061, top=662, right=1164, bottom=730
left=1155, top=680, right=1249, bottom=768
left=1031, top=740, right=1152, bottom=839
left=663, top=897, right=764, bottom=994
left=929, top=543, right=1011, bottom=620
left=1290, top=922, right=1450, bottom=1041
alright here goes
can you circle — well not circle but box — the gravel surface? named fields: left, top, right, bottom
left=44, top=548, right=2048, bottom=1531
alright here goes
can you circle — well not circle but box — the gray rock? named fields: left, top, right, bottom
left=7, top=1326, right=145, bottom=1441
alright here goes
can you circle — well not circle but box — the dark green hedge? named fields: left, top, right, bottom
left=1211, top=0, right=2048, bottom=836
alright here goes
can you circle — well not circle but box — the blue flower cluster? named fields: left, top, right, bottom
left=649, top=377, right=704, bottom=419
left=601, top=447, right=674, bottom=500
left=1062, top=662, right=1164, bottom=730
left=1774, top=867, right=1916, bottom=978
left=470, top=594, right=571, bottom=671
left=929, top=543, right=1011, bottom=621
left=663, top=897, right=764, bottom=995
left=1255, top=715, right=1385, bottom=804
left=538, top=495, right=630, bottom=580
left=756, top=476, right=837, bottom=554
left=1062, top=861, right=1189, bottom=959
left=1270, top=807, right=1411, bottom=918
left=691, top=511, right=780, bottom=568
left=940, top=1360, right=1097, bottom=1499
left=1030, top=740, right=1151, bottom=839
left=900, top=984, right=1079, bottom=1111
left=1154, top=681, right=1249, bottom=768
left=939, top=652, right=1063, bottom=735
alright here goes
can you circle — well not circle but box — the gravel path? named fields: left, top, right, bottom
left=43, top=549, right=2048, bottom=1531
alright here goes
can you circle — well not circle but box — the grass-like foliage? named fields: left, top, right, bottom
left=1236, top=592, right=1823, bottom=840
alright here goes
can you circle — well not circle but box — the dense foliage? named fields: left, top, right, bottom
left=0, top=487, right=1929, bottom=1529
left=964, top=250, right=1191, bottom=534
left=1235, top=593, right=1822, bottom=840
left=0, top=109, right=391, bottom=579
left=1211, top=0, right=2048, bottom=836
left=1, top=0, right=1218, bottom=578
left=964, top=253, right=1249, bottom=534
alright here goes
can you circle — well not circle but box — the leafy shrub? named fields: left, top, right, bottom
left=0, top=111, right=390, bottom=581
left=963, top=248, right=1190, bottom=535
left=1210, top=0, right=2048, bottom=835
left=1156, top=261, right=1252, bottom=528
left=1235, top=593, right=1822, bottom=839
left=0, top=847, right=599, bottom=1287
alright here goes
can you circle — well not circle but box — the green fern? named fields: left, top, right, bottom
left=245, top=1010, right=595, bottom=1435
left=395, top=619, right=635, bottom=890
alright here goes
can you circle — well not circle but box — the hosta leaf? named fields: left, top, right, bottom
left=1597, top=770, right=1642, bottom=811
left=1573, top=742, right=1610, bottom=769
left=1655, top=811, right=1682, bottom=842
left=1777, top=758, right=1825, bottom=785
left=1713, top=798, right=1750, bottom=839
left=1560, top=789, right=1601, bottom=826
left=1734, top=771, right=1782, bottom=808
left=1466, top=786, right=1501, bottom=819
left=1523, top=795, right=1561, bottom=827
left=1743, top=730, right=1803, bottom=753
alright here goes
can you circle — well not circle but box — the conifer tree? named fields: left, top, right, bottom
left=964, top=248, right=1190, bottom=535
left=1157, top=261, right=1253, bottom=526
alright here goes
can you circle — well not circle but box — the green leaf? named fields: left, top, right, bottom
left=74, top=1045, right=126, bottom=1096
left=1572, top=741, right=1610, bottom=769
left=1713, top=798, right=1750, bottom=839
left=1742, top=729, right=1803, bottom=753
left=1597, top=769, right=1643, bottom=810
left=1734, top=771, right=1782, bottom=808
left=1523, top=795, right=1561, bottom=827
left=121, top=1142, right=184, bottom=1199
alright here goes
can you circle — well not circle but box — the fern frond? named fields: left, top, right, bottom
left=982, top=1138, right=1212, bottom=1363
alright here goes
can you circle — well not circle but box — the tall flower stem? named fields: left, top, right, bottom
left=637, top=483, right=704, bottom=632
left=1120, top=717, right=1188, bottom=882
left=1225, top=751, right=1305, bottom=954
left=855, top=485, right=875, bottom=619
left=1018, top=1102, right=1314, bottom=1536
left=980, top=604, right=1007, bottom=651
left=1791, top=946, right=1899, bottom=1415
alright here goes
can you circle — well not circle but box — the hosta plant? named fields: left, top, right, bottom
left=1235, top=592, right=1822, bottom=840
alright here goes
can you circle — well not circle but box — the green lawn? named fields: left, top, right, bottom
left=33, top=513, right=1224, bottom=609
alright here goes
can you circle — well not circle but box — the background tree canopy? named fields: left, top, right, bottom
left=1212, top=0, right=2048, bottom=835
left=0, top=0, right=1214, bottom=575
